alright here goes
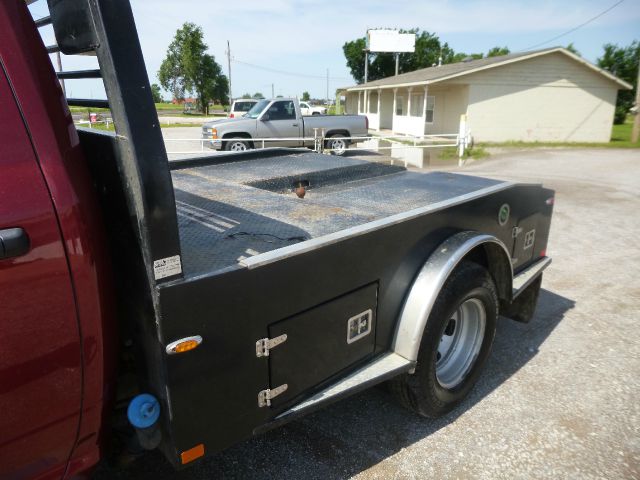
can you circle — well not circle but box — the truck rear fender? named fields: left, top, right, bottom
left=324, top=129, right=350, bottom=142
left=392, top=231, right=513, bottom=362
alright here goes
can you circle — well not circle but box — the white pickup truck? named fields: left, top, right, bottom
left=202, top=98, right=368, bottom=155
left=299, top=101, right=326, bottom=116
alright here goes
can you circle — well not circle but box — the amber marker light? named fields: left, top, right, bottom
left=181, top=443, right=205, bottom=464
left=165, top=335, right=203, bottom=355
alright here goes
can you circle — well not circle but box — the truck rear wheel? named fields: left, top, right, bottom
left=326, top=134, right=348, bottom=156
left=390, top=261, right=498, bottom=417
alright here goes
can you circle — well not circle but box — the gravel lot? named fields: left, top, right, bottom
left=96, top=147, right=640, bottom=480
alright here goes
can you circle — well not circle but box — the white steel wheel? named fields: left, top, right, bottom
left=389, top=261, right=498, bottom=418
left=436, top=298, right=486, bottom=389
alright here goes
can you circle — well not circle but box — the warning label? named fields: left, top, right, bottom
left=153, top=255, right=182, bottom=280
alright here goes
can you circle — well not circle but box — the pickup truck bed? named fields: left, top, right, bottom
left=171, top=151, right=506, bottom=275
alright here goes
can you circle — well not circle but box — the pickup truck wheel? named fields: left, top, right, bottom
left=225, top=139, right=250, bottom=152
left=326, top=134, right=348, bottom=156
left=390, top=261, right=498, bottom=418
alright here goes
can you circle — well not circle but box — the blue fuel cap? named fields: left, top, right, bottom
left=127, top=393, right=160, bottom=429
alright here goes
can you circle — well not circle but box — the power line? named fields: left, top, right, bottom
left=519, top=0, right=625, bottom=51
left=231, top=58, right=352, bottom=82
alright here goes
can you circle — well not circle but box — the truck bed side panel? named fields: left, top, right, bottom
left=157, top=183, right=551, bottom=460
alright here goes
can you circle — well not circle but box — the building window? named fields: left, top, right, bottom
left=426, top=96, right=435, bottom=123
left=410, top=93, right=424, bottom=117
left=409, top=94, right=435, bottom=122
left=369, top=92, right=378, bottom=113
left=395, top=96, right=404, bottom=115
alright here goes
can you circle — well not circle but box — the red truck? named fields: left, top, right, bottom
left=0, top=0, right=553, bottom=478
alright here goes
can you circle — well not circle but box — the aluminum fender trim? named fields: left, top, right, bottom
left=392, top=231, right=512, bottom=362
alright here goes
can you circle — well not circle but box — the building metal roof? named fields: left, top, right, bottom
left=342, top=47, right=633, bottom=91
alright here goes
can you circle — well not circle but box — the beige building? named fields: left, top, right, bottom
left=340, top=47, right=632, bottom=142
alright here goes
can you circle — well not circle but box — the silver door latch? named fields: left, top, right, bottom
left=255, top=334, right=287, bottom=357
left=258, top=384, right=288, bottom=407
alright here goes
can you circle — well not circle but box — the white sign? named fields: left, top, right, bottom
left=153, top=255, right=182, bottom=280
left=367, top=30, right=415, bottom=53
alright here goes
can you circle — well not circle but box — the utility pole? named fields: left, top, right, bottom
left=364, top=50, right=369, bottom=84
left=632, top=59, right=640, bottom=143
left=395, top=53, right=399, bottom=76
left=56, top=51, right=65, bottom=96
left=271, top=83, right=274, bottom=98
left=226, top=40, right=232, bottom=102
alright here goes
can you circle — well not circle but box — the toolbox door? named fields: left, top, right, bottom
left=511, top=213, right=539, bottom=269
left=266, top=283, right=378, bottom=407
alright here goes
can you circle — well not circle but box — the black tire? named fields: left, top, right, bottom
left=224, top=139, right=251, bottom=152
left=325, top=134, right=349, bottom=156
left=390, top=261, right=498, bottom=418
left=312, top=112, right=320, bottom=115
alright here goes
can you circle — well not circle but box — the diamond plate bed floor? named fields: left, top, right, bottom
left=170, top=151, right=503, bottom=276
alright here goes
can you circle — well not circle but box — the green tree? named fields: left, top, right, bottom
left=158, top=22, right=228, bottom=114
left=597, top=40, right=639, bottom=124
left=241, top=93, right=252, bottom=99
left=302, top=91, right=311, bottom=101
left=213, top=75, right=230, bottom=106
left=253, top=92, right=265, bottom=99
left=450, top=52, right=483, bottom=63
left=487, top=46, right=510, bottom=57
left=342, top=30, right=455, bottom=84
left=150, top=83, right=164, bottom=103
left=565, top=43, right=581, bottom=56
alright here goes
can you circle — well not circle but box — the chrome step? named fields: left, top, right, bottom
left=512, top=256, right=551, bottom=298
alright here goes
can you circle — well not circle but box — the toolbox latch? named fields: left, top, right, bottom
left=255, top=334, right=288, bottom=358
left=258, top=384, right=288, bottom=407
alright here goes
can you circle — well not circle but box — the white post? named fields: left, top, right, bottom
left=392, top=88, right=397, bottom=134
left=364, top=90, right=369, bottom=113
left=458, top=114, right=467, bottom=163
left=406, top=87, right=413, bottom=117
left=376, top=88, right=382, bottom=131
left=357, top=91, right=362, bottom=114
left=421, top=86, right=428, bottom=138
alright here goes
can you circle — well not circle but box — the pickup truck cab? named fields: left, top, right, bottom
left=202, top=98, right=367, bottom=155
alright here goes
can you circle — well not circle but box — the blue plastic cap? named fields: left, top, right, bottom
left=127, top=393, right=161, bottom=429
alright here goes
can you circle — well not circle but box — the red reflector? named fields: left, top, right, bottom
left=230, top=113, right=234, bottom=118
left=545, top=197, right=555, bottom=206
left=540, top=249, right=546, bottom=257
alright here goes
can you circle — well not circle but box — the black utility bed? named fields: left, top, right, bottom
left=171, top=151, right=502, bottom=275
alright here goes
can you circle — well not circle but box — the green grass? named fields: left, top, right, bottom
left=155, top=102, right=178, bottom=110
left=68, top=106, right=110, bottom=113
left=79, top=122, right=199, bottom=132
left=69, top=102, right=227, bottom=114
left=438, top=145, right=490, bottom=160
left=480, top=117, right=639, bottom=149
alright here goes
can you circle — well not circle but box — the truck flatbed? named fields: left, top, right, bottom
left=171, top=151, right=506, bottom=275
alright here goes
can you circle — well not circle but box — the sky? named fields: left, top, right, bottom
left=29, top=0, right=640, bottom=102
